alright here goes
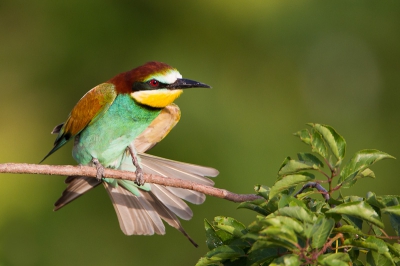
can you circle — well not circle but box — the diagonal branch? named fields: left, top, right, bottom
left=0, top=163, right=262, bottom=203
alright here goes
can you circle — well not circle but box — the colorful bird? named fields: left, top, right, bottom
left=41, top=61, right=219, bottom=246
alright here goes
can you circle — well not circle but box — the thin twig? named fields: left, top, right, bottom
left=316, top=233, right=343, bottom=257
left=294, top=182, right=330, bottom=201
left=0, top=163, right=262, bottom=203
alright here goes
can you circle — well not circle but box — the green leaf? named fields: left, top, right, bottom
left=379, top=195, right=400, bottom=207
left=255, top=185, right=270, bottom=200
left=214, top=217, right=247, bottom=237
left=296, top=190, right=316, bottom=200
left=293, top=129, right=311, bottom=145
left=260, top=225, right=297, bottom=250
left=265, top=195, right=280, bottom=213
left=278, top=159, right=318, bottom=176
left=270, top=173, right=315, bottom=199
left=382, top=206, right=400, bottom=236
left=270, top=254, right=300, bottom=266
left=311, top=217, right=335, bottom=249
left=277, top=157, right=291, bottom=177
left=359, top=168, right=375, bottom=179
left=318, top=252, right=351, bottom=266
left=381, top=206, right=400, bottom=216
left=204, top=219, right=223, bottom=250
left=312, top=123, right=346, bottom=163
left=387, top=243, right=400, bottom=258
left=248, top=239, right=272, bottom=252
left=262, top=216, right=304, bottom=235
left=276, top=206, right=315, bottom=224
left=366, top=250, right=394, bottom=266
left=346, top=236, right=393, bottom=264
left=204, top=245, right=245, bottom=261
left=327, top=201, right=384, bottom=228
left=297, top=152, right=324, bottom=167
left=342, top=168, right=376, bottom=188
left=342, top=215, right=363, bottom=230
left=310, top=129, right=328, bottom=159
left=348, top=249, right=361, bottom=264
left=352, top=259, right=364, bottom=266
left=215, top=228, right=235, bottom=244
left=339, top=150, right=395, bottom=187
left=195, top=256, right=219, bottom=266
left=389, top=214, right=400, bottom=236
left=247, top=247, right=279, bottom=266
left=309, top=200, right=330, bottom=214
left=303, top=222, right=314, bottom=239
left=278, top=194, right=307, bottom=209
left=333, top=224, right=364, bottom=236
left=367, top=192, right=387, bottom=209
left=237, top=199, right=270, bottom=216
left=365, top=236, right=390, bottom=254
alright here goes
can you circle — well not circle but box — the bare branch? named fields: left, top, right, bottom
left=0, top=163, right=262, bottom=203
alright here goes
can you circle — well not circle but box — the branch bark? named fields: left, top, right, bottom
left=0, top=163, right=262, bottom=203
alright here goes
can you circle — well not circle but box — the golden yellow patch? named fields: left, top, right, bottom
left=131, top=89, right=183, bottom=108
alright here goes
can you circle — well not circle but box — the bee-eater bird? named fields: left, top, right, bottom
left=41, top=61, right=219, bottom=246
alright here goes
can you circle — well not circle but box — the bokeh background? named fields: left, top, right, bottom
left=1, top=1, right=399, bottom=265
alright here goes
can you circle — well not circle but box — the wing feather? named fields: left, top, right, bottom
left=41, top=83, right=117, bottom=162
left=54, top=176, right=102, bottom=211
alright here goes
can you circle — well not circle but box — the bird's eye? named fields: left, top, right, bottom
left=148, top=79, right=159, bottom=87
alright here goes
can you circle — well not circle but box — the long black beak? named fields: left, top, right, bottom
left=166, top=78, right=211, bottom=89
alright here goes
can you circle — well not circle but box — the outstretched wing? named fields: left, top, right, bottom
left=41, top=83, right=117, bottom=162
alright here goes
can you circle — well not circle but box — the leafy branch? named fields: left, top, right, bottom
left=197, top=123, right=400, bottom=266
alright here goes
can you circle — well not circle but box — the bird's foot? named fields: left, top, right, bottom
left=92, top=158, right=105, bottom=181
left=127, top=145, right=145, bottom=186
left=135, top=167, right=144, bottom=186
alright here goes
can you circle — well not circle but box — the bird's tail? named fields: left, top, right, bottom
left=103, top=152, right=218, bottom=247
left=54, top=152, right=218, bottom=247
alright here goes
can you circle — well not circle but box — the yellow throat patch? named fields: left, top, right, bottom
left=131, top=89, right=183, bottom=108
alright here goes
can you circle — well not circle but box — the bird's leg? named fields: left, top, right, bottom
left=92, top=158, right=105, bottom=181
left=127, top=144, right=144, bottom=186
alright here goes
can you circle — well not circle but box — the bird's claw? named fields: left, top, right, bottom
left=135, top=167, right=144, bottom=186
left=92, top=158, right=105, bottom=181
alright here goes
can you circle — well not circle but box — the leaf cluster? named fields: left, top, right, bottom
left=197, top=124, right=399, bottom=266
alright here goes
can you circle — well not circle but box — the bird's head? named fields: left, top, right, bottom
left=109, top=61, right=211, bottom=108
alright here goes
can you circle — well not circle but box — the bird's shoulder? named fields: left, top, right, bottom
left=134, top=103, right=181, bottom=152
left=62, top=82, right=118, bottom=137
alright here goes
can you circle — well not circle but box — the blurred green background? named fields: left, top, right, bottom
left=1, top=1, right=399, bottom=265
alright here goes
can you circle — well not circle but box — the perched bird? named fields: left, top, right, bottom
left=41, top=61, right=219, bottom=246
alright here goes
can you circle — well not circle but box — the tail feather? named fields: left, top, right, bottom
left=54, top=142, right=217, bottom=246
left=149, top=184, right=193, bottom=220
left=140, top=153, right=219, bottom=178
left=104, top=180, right=198, bottom=246
left=103, top=182, right=165, bottom=235
left=140, top=158, right=214, bottom=186
left=142, top=190, right=198, bottom=247
left=165, top=187, right=206, bottom=205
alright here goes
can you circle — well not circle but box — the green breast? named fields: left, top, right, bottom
left=72, top=94, right=161, bottom=167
